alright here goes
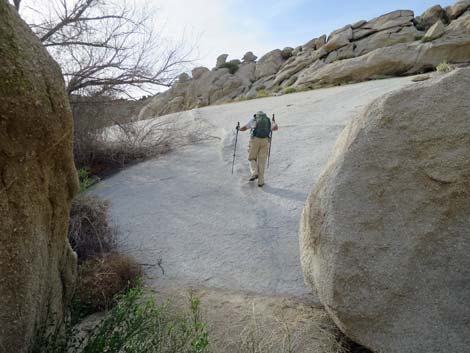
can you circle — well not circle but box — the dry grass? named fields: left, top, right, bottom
left=74, top=252, right=143, bottom=313
left=69, top=196, right=117, bottom=263
left=436, top=61, right=453, bottom=73
left=234, top=304, right=348, bottom=353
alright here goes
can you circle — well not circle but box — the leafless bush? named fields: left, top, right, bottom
left=74, top=112, right=210, bottom=175
left=69, top=196, right=117, bottom=263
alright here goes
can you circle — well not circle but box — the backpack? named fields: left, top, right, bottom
left=252, top=112, right=271, bottom=138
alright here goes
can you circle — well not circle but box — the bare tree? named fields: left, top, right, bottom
left=14, top=0, right=193, bottom=97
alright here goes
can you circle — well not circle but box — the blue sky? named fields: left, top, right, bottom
left=227, top=0, right=455, bottom=53
left=19, top=0, right=456, bottom=70
left=148, top=0, right=455, bottom=69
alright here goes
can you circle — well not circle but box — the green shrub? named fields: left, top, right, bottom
left=235, top=95, right=250, bottom=102
left=436, top=61, right=453, bottom=73
left=78, top=168, right=98, bottom=193
left=283, top=87, right=297, bottom=94
left=36, top=285, right=210, bottom=353
left=219, top=62, right=239, bottom=74
left=256, top=89, right=268, bottom=98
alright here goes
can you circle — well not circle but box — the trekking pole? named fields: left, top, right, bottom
left=267, top=114, right=275, bottom=168
left=231, top=122, right=240, bottom=174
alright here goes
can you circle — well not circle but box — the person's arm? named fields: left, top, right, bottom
left=238, top=117, right=256, bottom=132
left=272, top=117, right=278, bottom=131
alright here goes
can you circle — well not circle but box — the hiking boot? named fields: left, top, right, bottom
left=258, top=183, right=264, bottom=187
left=249, top=175, right=258, bottom=181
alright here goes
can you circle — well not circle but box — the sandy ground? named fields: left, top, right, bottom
left=91, top=77, right=418, bottom=352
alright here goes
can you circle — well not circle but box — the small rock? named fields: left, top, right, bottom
left=412, top=74, right=431, bottom=81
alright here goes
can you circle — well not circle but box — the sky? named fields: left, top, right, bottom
left=15, top=0, right=457, bottom=95
left=146, top=0, right=456, bottom=69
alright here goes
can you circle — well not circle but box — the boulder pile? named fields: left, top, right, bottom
left=140, top=0, right=470, bottom=119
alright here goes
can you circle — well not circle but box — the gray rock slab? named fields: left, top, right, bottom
left=91, top=77, right=416, bottom=301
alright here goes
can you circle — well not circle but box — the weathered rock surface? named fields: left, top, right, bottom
left=363, top=10, right=414, bottom=31
left=254, top=49, right=286, bottom=79
left=353, top=26, right=422, bottom=56
left=216, top=53, right=229, bottom=68
left=295, top=25, right=470, bottom=88
left=323, top=28, right=352, bottom=54
left=415, top=5, right=448, bottom=30
left=303, top=35, right=326, bottom=50
left=446, top=0, right=470, bottom=19
left=140, top=1, right=470, bottom=119
left=300, top=68, right=470, bottom=353
left=0, top=3, right=78, bottom=353
left=192, top=66, right=209, bottom=80
left=422, top=20, right=446, bottom=41
left=242, top=51, right=257, bottom=62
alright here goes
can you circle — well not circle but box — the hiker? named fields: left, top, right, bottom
left=237, top=111, right=278, bottom=187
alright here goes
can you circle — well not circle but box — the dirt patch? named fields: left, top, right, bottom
left=151, top=285, right=346, bottom=353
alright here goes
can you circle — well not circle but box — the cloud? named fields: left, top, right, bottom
left=148, top=0, right=276, bottom=69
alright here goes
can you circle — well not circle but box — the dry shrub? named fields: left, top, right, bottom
left=75, top=252, right=143, bottom=313
left=74, top=113, right=209, bottom=176
left=69, top=196, right=117, bottom=263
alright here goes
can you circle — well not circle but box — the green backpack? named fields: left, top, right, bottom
left=252, top=112, right=271, bottom=138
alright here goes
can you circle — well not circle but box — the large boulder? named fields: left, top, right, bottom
left=446, top=0, right=470, bottom=20
left=242, top=51, right=257, bottom=62
left=192, top=66, right=210, bottom=80
left=444, top=10, right=470, bottom=36
left=362, top=10, right=414, bottom=31
left=422, top=20, right=446, bottom=41
left=354, top=26, right=422, bottom=56
left=254, top=49, right=286, bottom=79
left=0, top=3, right=78, bottom=353
left=415, top=5, right=448, bottom=31
left=235, top=61, right=256, bottom=83
left=323, top=28, right=352, bottom=54
left=273, top=49, right=324, bottom=86
left=216, top=53, right=229, bottom=68
left=296, top=30, right=470, bottom=88
left=300, top=68, right=470, bottom=353
left=303, top=35, right=327, bottom=51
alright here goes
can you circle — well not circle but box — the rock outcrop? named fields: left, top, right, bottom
left=139, top=0, right=470, bottom=120
left=300, top=68, right=470, bottom=353
left=0, top=3, right=78, bottom=353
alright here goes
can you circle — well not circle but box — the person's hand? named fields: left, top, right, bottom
left=236, top=122, right=240, bottom=131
